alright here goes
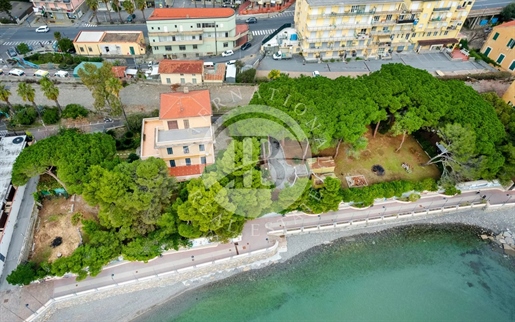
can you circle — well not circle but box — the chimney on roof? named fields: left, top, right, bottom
left=183, top=87, right=189, bottom=94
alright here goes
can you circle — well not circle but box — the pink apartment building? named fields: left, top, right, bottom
left=32, top=0, right=88, bottom=21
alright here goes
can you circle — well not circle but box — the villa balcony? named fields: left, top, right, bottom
left=433, top=7, right=451, bottom=12
left=148, top=29, right=203, bottom=37
left=304, top=35, right=357, bottom=43
left=307, top=9, right=409, bottom=19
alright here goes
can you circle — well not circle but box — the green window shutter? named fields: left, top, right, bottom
left=496, top=54, right=505, bottom=64
left=493, top=32, right=499, bottom=40
left=509, top=60, right=515, bottom=71
left=484, top=47, right=491, bottom=56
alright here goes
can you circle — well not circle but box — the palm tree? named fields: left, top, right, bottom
left=101, top=0, right=113, bottom=23
left=105, top=77, right=130, bottom=128
left=111, top=0, right=123, bottom=22
left=40, top=78, right=61, bottom=112
left=122, top=0, right=135, bottom=20
left=134, top=0, right=146, bottom=21
left=17, top=83, right=37, bottom=109
left=86, top=0, right=100, bottom=24
left=0, top=82, right=14, bottom=115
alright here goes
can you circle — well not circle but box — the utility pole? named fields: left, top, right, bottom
left=214, top=21, right=218, bottom=55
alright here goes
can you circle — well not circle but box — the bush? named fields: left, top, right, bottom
left=408, top=193, right=421, bottom=202
left=127, top=153, right=140, bottom=163
left=42, top=107, right=61, bottom=124
left=13, top=107, right=38, bottom=125
left=236, top=68, right=256, bottom=83
left=16, top=43, right=31, bottom=55
left=71, top=212, right=83, bottom=226
left=62, top=104, right=89, bottom=119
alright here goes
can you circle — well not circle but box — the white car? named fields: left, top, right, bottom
left=221, top=50, right=234, bottom=57
left=35, top=25, right=50, bottom=33
left=8, top=69, right=25, bottom=76
left=54, top=70, right=69, bottom=78
left=312, top=70, right=321, bottom=77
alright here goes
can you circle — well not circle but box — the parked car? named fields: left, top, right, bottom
left=34, top=69, right=49, bottom=77
left=221, top=50, right=234, bottom=57
left=241, top=42, right=252, bottom=50
left=245, top=17, right=257, bottom=24
left=104, top=117, right=113, bottom=123
left=312, top=70, right=321, bottom=77
left=0, top=69, right=3, bottom=75
left=126, top=14, right=136, bottom=22
left=54, top=70, right=69, bottom=78
left=225, top=60, right=236, bottom=66
left=8, top=69, right=25, bottom=76
left=35, top=25, right=50, bottom=33
left=6, top=47, right=17, bottom=58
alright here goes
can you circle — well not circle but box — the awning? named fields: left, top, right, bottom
left=417, top=38, right=459, bottom=46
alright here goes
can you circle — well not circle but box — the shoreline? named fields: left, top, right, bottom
left=38, top=206, right=515, bottom=322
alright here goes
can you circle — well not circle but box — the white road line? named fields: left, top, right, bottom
left=83, top=23, right=97, bottom=27
left=2, top=40, right=41, bottom=46
left=251, top=29, right=275, bottom=36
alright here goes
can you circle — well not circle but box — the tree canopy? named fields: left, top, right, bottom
left=12, top=129, right=117, bottom=194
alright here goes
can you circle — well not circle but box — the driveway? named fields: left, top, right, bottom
left=257, top=52, right=497, bottom=78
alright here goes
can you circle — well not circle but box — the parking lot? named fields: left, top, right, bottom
left=257, top=52, right=497, bottom=78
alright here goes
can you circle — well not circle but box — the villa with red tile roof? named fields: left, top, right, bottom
left=158, top=60, right=204, bottom=85
left=146, top=8, right=249, bottom=59
left=481, top=21, right=515, bottom=74
left=140, top=89, right=215, bottom=181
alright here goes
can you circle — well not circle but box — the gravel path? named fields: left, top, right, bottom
left=35, top=207, right=515, bottom=322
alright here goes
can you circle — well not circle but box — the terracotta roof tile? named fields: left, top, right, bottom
left=168, top=164, right=205, bottom=178
left=158, top=60, right=203, bottom=74
left=111, top=66, right=127, bottom=78
left=149, top=8, right=235, bottom=20
left=160, top=89, right=212, bottom=119
left=236, top=24, right=249, bottom=34
left=495, top=21, right=515, bottom=28
left=204, top=63, right=225, bottom=81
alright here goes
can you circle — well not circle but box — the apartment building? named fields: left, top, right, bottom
left=32, top=0, right=87, bottom=21
left=294, top=0, right=474, bottom=62
left=73, top=31, right=146, bottom=57
left=146, top=8, right=249, bottom=58
left=481, top=21, right=515, bottom=74
left=140, top=89, right=215, bottom=181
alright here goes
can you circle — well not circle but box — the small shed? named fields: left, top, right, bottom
left=225, top=64, right=236, bottom=83
left=111, top=66, right=127, bottom=79
left=73, top=61, right=104, bottom=78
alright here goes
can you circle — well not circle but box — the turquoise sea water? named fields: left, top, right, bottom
left=135, top=225, right=515, bottom=322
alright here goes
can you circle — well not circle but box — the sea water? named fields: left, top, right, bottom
left=134, top=225, right=515, bottom=322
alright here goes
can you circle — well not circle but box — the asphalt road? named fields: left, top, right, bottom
left=0, top=13, right=294, bottom=62
left=472, top=0, right=513, bottom=10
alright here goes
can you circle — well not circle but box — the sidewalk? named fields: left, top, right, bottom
left=237, top=0, right=295, bottom=17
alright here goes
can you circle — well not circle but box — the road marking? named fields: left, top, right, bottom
left=251, top=29, right=276, bottom=36
left=1, top=40, right=44, bottom=46
left=270, top=10, right=294, bottom=18
left=83, top=23, right=98, bottom=27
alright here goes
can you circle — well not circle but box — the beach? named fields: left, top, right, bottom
left=32, top=206, right=515, bottom=322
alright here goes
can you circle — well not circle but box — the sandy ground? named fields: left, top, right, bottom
left=40, top=206, right=515, bottom=322
left=31, top=196, right=98, bottom=263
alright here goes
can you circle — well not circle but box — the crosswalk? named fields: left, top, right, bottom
left=1, top=40, right=47, bottom=47
left=270, top=10, right=294, bottom=18
left=82, top=23, right=98, bottom=27
left=251, top=29, right=276, bottom=36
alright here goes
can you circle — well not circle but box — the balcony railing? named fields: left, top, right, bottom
left=372, top=20, right=398, bottom=26
left=307, top=23, right=372, bottom=31
left=148, top=29, right=203, bottom=36
left=433, top=7, right=452, bottom=12
left=397, top=18, right=415, bottom=24
left=304, top=35, right=357, bottom=43
left=370, top=30, right=393, bottom=36
left=154, top=39, right=203, bottom=45
left=308, top=9, right=410, bottom=19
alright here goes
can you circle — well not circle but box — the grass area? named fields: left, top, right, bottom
left=31, top=246, right=52, bottom=264
left=47, top=213, right=65, bottom=222
left=331, top=129, right=440, bottom=187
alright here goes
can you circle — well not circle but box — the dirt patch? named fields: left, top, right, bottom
left=334, top=129, right=440, bottom=187
left=30, top=196, right=98, bottom=263
left=466, top=79, right=512, bottom=97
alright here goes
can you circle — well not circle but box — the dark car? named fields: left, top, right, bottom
left=6, top=47, right=17, bottom=58
left=245, top=17, right=257, bottom=24
left=126, top=14, right=136, bottom=22
left=241, top=42, right=252, bottom=50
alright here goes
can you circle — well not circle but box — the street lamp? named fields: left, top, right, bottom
left=381, top=206, right=386, bottom=217
left=443, top=197, right=448, bottom=208
left=111, top=273, right=114, bottom=281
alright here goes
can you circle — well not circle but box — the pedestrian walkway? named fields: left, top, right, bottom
left=82, top=23, right=98, bottom=27
left=270, top=10, right=294, bottom=18
left=2, top=40, right=44, bottom=47
left=252, top=29, right=276, bottom=36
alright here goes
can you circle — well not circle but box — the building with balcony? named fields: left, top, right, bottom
left=294, top=0, right=474, bottom=62
left=0, top=135, right=28, bottom=282
left=73, top=31, right=146, bottom=57
left=140, top=89, right=215, bottom=181
left=481, top=21, right=515, bottom=74
left=146, top=8, right=249, bottom=58
left=158, top=59, right=204, bottom=85
left=31, top=0, right=87, bottom=21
